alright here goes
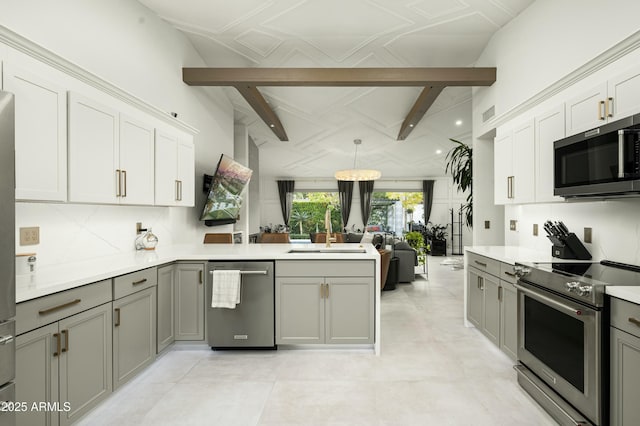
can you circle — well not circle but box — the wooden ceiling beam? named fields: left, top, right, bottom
left=397, top=86, right=445, bottom=141
left=235, top=85, right=288, bottom=141
left=183, top=67, right=496, bottom=141
left=183, top=67, right=496, bottom=87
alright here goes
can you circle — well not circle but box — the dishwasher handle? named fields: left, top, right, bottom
left=210, top=270, right=267, bottom=275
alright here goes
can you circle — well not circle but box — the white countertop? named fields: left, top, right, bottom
left=16, top=243, right=379, bottom=303
left=464, top=245, right=559, bottom=265
left=465, top=245, right=640, bottom=305
left=606, top=287, right=640, bottom=305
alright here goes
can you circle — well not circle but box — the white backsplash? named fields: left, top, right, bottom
left=15, top=202, right=177, bottom=267
left=504, top=199, right=640, bottom=264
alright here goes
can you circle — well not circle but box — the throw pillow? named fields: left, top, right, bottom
left=360, top=232, right=374, bottom=245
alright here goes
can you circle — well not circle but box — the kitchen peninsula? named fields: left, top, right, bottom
left=14, top=243, right=379, bottom=426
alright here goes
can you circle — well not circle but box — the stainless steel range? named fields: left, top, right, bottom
left=514, top=260, right=640, bottom=426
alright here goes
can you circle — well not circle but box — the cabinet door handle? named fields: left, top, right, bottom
left=480, top=277, right=484, bottom=291
left=320, top=283, right=325, bottom=299
left=116, top=169, right=121, bottom=197
left=132, top=278, right=147, bottom=286
left=504, top=271, right=516, bottom=277
left=114, top=308, right=121, bottom=327
left=607, top=97, right=614, bottom=118
left=61, top=329, right=68, bottom=353
left=498, top=286, right=502, bottom=301
left=474, top=260, right=487, bottom=267
left=326, top=283, right=329, bottom=298
left=175, top=180, right=180, bottom=201
left=629, top=317, right=640, bottom=327
left=53, top=333, right=61, bottom=357
left=179, top=180, right=183, bottom=201
left=39, top=299, right=82, bottom=315
left=121, top=170, right=127, bottom=197
left=598, top=100, right=606, bottom=120
left=199, top=270, right=203, bottom=284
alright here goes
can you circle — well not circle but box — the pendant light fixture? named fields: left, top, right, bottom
left=334, top=139, right=382, bottom=181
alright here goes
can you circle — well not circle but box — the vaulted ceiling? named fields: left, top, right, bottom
left=139, top=0, right=534, bottom=179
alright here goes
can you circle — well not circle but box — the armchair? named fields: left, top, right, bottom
left=393, top=241, right=418, bottom=282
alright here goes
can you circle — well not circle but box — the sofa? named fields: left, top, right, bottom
left=345, top=233, right=417, bottom=283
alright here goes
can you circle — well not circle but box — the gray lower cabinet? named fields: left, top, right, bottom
left=113, top=286, right=157, bottom=390
left=610, top=297, right=640, bottom=425
left=157, top=264, right=175, bottom=353
left=275, top=261, right=375, bottom=345
left=174, top=263, right=205, bottom=341
left=466, top=268, right=483, bottom=328
left=481, top=273, right=500, bottom=346
left=466, top=254, right=518, bottom=361
left=15, top=302, right=113, bottom=426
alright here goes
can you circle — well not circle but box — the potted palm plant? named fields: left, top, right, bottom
left=445, top=139, right=472, bottom=228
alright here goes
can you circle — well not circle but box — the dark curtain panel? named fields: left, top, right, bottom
left=359, top=180, right=375, bottom=226
left=337, top=180, right=354, bottom=230
left=422, top=180, right=435, bottom=224
left=277, top=180, right=295, bottom=226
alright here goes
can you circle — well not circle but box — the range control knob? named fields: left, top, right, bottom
left=565, top=281, right=580, bottom=292
left=514, top=266, right=531, bottom=278
left=578, top=285, right=592, bottom=296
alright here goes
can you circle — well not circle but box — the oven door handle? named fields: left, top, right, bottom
left=514, top=283, right=584, bottom=316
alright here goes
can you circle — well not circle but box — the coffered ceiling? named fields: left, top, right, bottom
left=139, top=0, right=534, bottom=179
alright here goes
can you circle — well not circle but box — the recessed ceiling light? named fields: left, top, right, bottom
left=269, top=124, right=275, bottom=128
left=436, top=149, right=442, bottom=155
left=409, top=124, right=414, bottom=127
left=455, top=120, right=463, bottom=126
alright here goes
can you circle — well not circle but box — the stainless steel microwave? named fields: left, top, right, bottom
left=554, top=113, right=640, bottom=198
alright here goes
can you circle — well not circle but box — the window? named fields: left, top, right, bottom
left=368, top=192, right=423, bottom=236
left=289, top=192, right=342, bottom=240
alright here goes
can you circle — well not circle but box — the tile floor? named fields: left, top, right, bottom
left=77, top=257, right=557, bottom=426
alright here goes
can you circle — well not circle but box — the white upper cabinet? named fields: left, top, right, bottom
left=494, top=119, right=535, bottom=205
left=68, top=92, right=119, bottom=204
left=176, top=139, right=195, bottom=207
left=119, top=115, right=155, bottom=205
left=155, top=130, right=194, bottom=207
left=3, top=63, right=67, bottom=201
left=494, top=132, right=512, bottom=205
left=69, top=93, right=156, bottom=205
left=565, top=83, right=607, bottom=135
left=566, top=64, right=640, bottom=135
left=535, top=106, right=565, bottom=203
left=607, top=65, right=640, bottom=121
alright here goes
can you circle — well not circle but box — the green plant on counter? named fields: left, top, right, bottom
left=405, top=231, right=426, bottom=265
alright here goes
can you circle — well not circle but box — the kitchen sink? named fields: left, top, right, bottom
left=287, top=247, right=367, bottom=254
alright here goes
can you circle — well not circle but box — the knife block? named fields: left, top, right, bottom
left=549, top=233, right=592, bottom=260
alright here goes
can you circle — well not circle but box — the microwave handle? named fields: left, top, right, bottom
left=618, top=130, right=625, bottom=178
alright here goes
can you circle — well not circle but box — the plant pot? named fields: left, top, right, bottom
left=428, top=238, right=447, bottom=256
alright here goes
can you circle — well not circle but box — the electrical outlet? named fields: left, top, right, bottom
left=510, top=220, right=517, bottom=231
left=20, top=227, right=40, bottom=245
left=584, top=227, right=592, bottom=244
left=484, top=220, right=490, bottom=229
left=533, top=224, right=538, bottom=236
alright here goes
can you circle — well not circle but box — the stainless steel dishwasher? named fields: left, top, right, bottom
left=206, top=261, right=276, bottom=349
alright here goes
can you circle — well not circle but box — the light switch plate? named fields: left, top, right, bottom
left=584, top=227, right=592, bottom=243
left=510, top=220, right=517, bottom=231
left=533, top=224, right=538, bottom=236
left=484, top=220, right=490, bottom=229
left=20, top=227, right=40, bottom=245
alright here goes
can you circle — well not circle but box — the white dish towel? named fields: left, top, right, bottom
left=211, top=270, right=241, bottom=309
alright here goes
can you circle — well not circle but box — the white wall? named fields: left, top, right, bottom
left=2, top=0, right=234, bottom=267
left=471, top=0, right=640, bottom=263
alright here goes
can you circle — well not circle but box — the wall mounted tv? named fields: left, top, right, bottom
left=200, top=154, right=253, bottom=226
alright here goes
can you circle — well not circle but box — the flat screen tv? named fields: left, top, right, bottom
left=200, top=154, right=253, bottom=226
